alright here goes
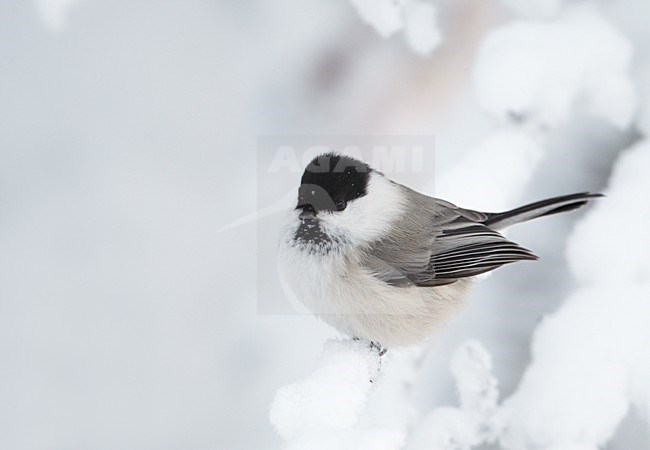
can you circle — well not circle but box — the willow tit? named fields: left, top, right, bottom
left=278, top=153, right=601, bottom=348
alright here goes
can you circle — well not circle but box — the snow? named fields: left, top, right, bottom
left=407, top=341, right=500, bottom=450
left=567, top=141, right=650, bottom=285
left=499, top=287, right=633, bottom=448
left=348, top=0, right=406, bottom=38
left=270, top=339, right=380, bottom=439
left=437, top=4, right=637, bottom=211
left=271, top=340, right=502, bottom=450
left=270, top=339, right=403, bottom=450
left=402, top=0, right=442, bottom=56
left=349, top=0, right=442, bottom=55
left=474, top=5, right=636, bottom=129
left=435, top=127, right=544, bottom=210
left=498, top=140, right=650, bottom=448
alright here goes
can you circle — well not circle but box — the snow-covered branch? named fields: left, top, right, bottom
left=348, top=0, right=442, bottom=56
left=407, top=341, right=501, bottom=450
left=499, top=139, right=650, bottom=449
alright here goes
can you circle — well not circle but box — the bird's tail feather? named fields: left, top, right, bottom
left=483, top=192, right=603, bottom=230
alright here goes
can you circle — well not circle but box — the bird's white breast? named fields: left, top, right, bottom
left=278, top=215, right=472, bottom=347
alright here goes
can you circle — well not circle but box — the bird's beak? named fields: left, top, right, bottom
left=296, top=184, right=336, bottom=219
left=299, top=207, right=317, bottom=220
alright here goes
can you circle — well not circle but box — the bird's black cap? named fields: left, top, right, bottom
left=297, top=153, right=371, bottom=213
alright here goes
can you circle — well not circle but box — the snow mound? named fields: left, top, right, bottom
left=499, top=287, right=635, bottom=449
left=403, top=0, right=442, bottom=56
left=474, top=5, right=636, bottom=129
left=499, top=139, right=650, bottom=449
left=567, top=141, right=650, bottom=285
left=270, top=339, right=397, bottom=449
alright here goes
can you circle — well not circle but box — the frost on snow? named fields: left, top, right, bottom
left=349, top=0, right=442, bottom=56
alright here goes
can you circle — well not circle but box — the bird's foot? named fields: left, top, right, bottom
left=370, top=341, right=388, bottom=357
left=352, top=337, right=387, bottom=357
left=351, top=338, right=387, bottom=383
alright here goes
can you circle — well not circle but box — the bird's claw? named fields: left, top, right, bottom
left=353, top=337, right=387, bottom=357
left=370, top=341, right=387, bottom=357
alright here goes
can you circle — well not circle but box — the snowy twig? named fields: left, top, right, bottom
left=407, top=340, right=500, bottom=450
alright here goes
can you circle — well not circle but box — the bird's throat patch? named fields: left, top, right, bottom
left=294, top=219, right=331, bottom=250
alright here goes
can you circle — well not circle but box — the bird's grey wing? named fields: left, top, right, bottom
left=408, top=225, right=538, bottom=286
left=364, top=188, right=537, bottom=287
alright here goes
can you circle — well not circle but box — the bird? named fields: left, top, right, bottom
left=278, top=152, right=601, bottom=349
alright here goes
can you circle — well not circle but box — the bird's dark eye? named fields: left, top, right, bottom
left=335, top=200, right=347, bottom=211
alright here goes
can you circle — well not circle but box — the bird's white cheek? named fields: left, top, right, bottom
left=323, top=210, right=369, bottom=242
left=320, top=203, right=399, bottom=243
left=321, top=178, right=405, bottom=243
